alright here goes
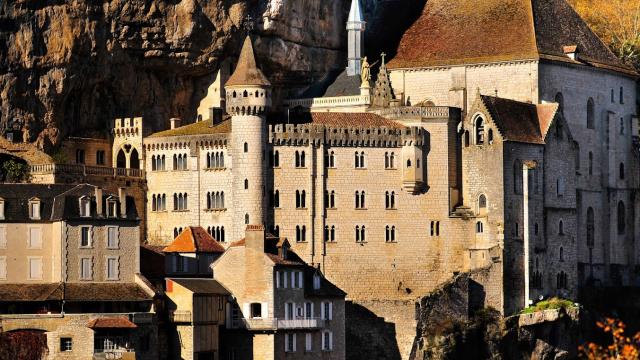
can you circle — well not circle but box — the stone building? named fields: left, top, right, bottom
left=0, top=184, right=158, bottom=359
left=126, top=0, right=638, bottom=358
left=214, top=225, right=346, bottom=359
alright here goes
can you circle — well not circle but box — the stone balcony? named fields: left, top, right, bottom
left=30, top=163, right=145, bottom=179
left=242, top=317, right=325, bottom=330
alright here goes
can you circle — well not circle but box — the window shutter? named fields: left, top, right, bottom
left=320, top=302, right=325, bottom=320
left=243, top=303, right=250, bottom=318
left=291, top=272, right=296, bottom=288
left=292, top=334, right=297, bottom=352
left=261, top=302, right=268, bottom=319
left=285, top=333, right=289, bottom=351
left=306, top=333, right=312, bottom=351
left=285, top=302, right=290, bottom=320
left=329, top=331, right=333, bottom=350
left=283, top=271, right=288, bottom=288
left=276, top=271, right=280, bottom=288
left=322, top=331, right=326, bottom=350
left=0, top=257, right=6, bottom=279
left=329, top=302, right=333, bottom=320
left=298, top=272, right=303, bottom=288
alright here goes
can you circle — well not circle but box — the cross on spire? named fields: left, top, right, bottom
left=381, top=52, right=387, bottom=65
left=243, top=14, right=255, bottom=34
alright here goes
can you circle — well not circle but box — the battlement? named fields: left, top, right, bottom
left=114, top=117, right=143, bottom=137
left=269, top=123, right=425, bottom=147
left=375, top=106, right=452, bottom=120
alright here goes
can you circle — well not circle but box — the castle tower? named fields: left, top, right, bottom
left=346, top=0, right=365, bottom=76
left=226, top=36, right=272, bottom=241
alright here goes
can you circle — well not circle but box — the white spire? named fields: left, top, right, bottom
left=346, top=0, right=365, bottom=76
left=348, top=0, right=363, bottom=23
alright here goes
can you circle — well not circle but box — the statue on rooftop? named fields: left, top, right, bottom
left=361, top=57, right=371, bottom=86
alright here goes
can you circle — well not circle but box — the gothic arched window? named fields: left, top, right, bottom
left=617, top=201, right=626, bottom=235
left=587, top=98, right=595, bottom=129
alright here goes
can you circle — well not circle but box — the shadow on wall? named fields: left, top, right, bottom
left=346, top=301, right=402, bottom=360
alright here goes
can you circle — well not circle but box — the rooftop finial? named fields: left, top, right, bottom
left=243, top=14, right=255, bottom=34
left=346, top=0, right=366, bottom=77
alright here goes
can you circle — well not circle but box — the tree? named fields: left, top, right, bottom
left=2, top=159, right=29, bottom=183
left=579, top=318, right=640, bottom=359
left=568, top=0, right=640, bottom=69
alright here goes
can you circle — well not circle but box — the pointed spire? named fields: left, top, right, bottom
left=226, top=36, right=271, bottom=87
left=348, top=0, right=363, bottom=24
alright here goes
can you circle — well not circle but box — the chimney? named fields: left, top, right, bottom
left=170, top=118, right=182, bottom=130
left=95, top=187, right=103, bottom=217
left=118, top=187, right=127, bottom=218
left=563, top=45, right=578, bottom=61
left=245, top=225, right=265, bottom=253
left=210, top=107, right=223, bottom=125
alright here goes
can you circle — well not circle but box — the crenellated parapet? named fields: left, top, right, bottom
left=144, top=134, right=229, bottom=152
left=269, top=123, right=425, bottom=148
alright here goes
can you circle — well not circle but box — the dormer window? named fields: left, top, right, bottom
left=313, top=274, right=321, bottom=290
left=106, top=197, right=118, bottom=218
left=282, top=246, right=288, bottom=260
left=29, top=198, right=41, bottom=220
left=79, top=196, right=91, bottom=217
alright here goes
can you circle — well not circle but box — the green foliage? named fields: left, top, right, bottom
left=2, top=160, right=29, bottom=183
left=521, top=297, right=576, bottom=314
left=50, top=148, right=68, bottom=164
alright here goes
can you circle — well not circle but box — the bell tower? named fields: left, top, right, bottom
left=346, top=0, right=366, bottom=76
left=226, top=36, right=272, bottom=241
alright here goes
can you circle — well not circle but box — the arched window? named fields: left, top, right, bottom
left=273, top=190, right=280, bottom=208
left=355, top=226, right=360, bottom=242
left=587, top=98, right=595, bottom=129
left=464, top=131, right=470, bottom=147
left=273, top=151, right=279, bottom=167
left=556, top=177, right=565, bottom=197
left=355, top=191, right=360, bottom=209
left=244, top=142, right=248, bottom=153
left=559, top=247, right=564, bottom=262
left=360, top=191, right=366, bottom=208
left=301, top=190, right=306, bottom=208
left=360, top=226, right=366, bottom=242
left=390, top=192, right=395, bottom=209
left=559, top=220, right=564, bottom=235
left=80, top=196, right=91, bottom=217
left=488, top=129, right=494, bottom=144
left=435, top=221, right=440, bottom=236
left=244, top=179, right=249, bottom=190
left=152, top=195, right=157, bottom=212
left=587, top=207, right=595, bottom=248
left=245, top=214, right=249, bottom=225
left=534, top=223, right=539, bottom=235
left=152, top=155, right=157, bottom=171
left=617, top=201, right=626, bottom=235
left=385, top=191, right=390, bottom=209
left=430, top=221, right=435, bottom=236
left=476, top=221, right=483, bottom=233
left=406, top=159, right=412, bottom=168
left=475, top=116, right=485, bottom=145
left=330, top=226, right=336, bottom=242
left=385, top=152, right=389, bottom=169
left=619, top=163, right=625, bottom=180
left=243, top=90, right=248, bottom=97
left=385, top=225, right=390, bottom=242
left=478, top=194, right=487, bottom=210
left=206, top=192, right=211, bottom=209
left=391, top=226, right=396, bottom=242
left=588, top=152, right=593, bottom=175
left=295, top=151, right=300, bottom=168
left=390, top=152, right=395, bottom=168
left=301, top=151, right=306, bottom=167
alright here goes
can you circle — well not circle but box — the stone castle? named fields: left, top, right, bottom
left=22, top=0, right=639, bottom=358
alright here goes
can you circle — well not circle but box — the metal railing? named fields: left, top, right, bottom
left=377, top=106, right=450, bottom=119
left=29, top=164, right=145, bottom=179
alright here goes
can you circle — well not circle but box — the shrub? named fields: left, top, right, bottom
left=2, top=159, right=29, bottom=183
left=521, top=297, right=576, bottom=314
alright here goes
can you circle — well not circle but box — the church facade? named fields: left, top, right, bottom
left=111, top=0, right=639, bottom=357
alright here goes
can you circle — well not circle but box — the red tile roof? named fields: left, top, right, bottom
left=387, top=0, right=635, bottom=75
left=87, top=317, right=137, bottom=329
left=163, top=226, right=225, bottom=253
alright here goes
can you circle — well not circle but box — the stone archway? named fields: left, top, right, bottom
left=129, top=148, right=140, bottom=169
left=116, top=149, right=126, bottom=168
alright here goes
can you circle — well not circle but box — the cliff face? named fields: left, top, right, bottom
left=0, top=0, right=347, bottom=147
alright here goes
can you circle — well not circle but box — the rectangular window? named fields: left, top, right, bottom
left=305, top=302, right=313, bottom=319
left=281, top=271, right=287, bottom=288
left=107, top=257, right=119, bottom=280
left=285, top=302, right=294, bottom=320
left=321, top=301, right=333, bottom=320
left=28, top=257, right=42, bottom=280
left=322, top=331, right=333, bottom=351
left=0, top=226, right=6, bottom=248
left=80, top=226, right=91, bottom=247
left=60, top=337, right=73, bottom=352
left=285, top=333, right=296, bottom=352
left=250, top=303, right=262, bottom=318
left=305, top=333, right=313, bottom=352
left=29, top=201, right=40, bottom=219
left=96, top=151, right=105, bottom=165
left=80, top=258, right=92, bottom=280
left=620, top=87, right=624, bottom=104
left=107, top=227, right=118, bottom=249
left=28, top=227, right=42, bottom=249
left=0, top=256, right=6, bottom=280
left=298, top=271, right=303, bottom=288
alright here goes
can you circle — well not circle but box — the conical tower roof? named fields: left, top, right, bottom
left=348, top=0, right=363, bottom=23
left=226, top=36, right=271, bottom=87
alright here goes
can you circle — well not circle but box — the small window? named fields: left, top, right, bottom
left=107, top=227, right=118, bottom=249
left=619, top=163, right=625, bottom=180
left=559, top=220, right=564, bottom=235
left=617, top=201, right=626, bottom=235
left=96, top=150, right=105, bottom=165
left=244, top=142, right=248, bottom=153
left=475, top=116, right=485, bottom=145
left=244, top=179, right=249, bottom=190
left=587, top=98, right=595, bottom=129
left=28, top=257, right=42, bottom=280
left=107, top=200, right=118, bottom=217
left=476, top=221, right=483, bottom=233
left=250, top=303, right=262, bottom=318
left=322, top=330, right=333, bottom=351
left=245, top=214, right=250, bottom=225
left=29, top=199, right=41, bottom=220
left=478, top=194, right=487, bottom=210
left=60, top=337, right=73, bottom=352
left=79, top=196, right=91, bottom=217
left=620, top=86, right=624, bottom=104
left=313, top=274, right=321, bottom=290
left=75, top=149, right=85, bottom=164
left=80, top=226, right=91, bottom=247
left=80, top=257, right=92, bottom=280
left=559, top=247, right=564, bottom=262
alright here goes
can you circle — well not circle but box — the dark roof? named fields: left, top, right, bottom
left=479, top=95, right=558, bottom=144
left=87, top=317, right=137, bottom=329
left=0, top=184, right=74, bottom=223
left=64, top=283, right=153, bottom=302
left=0, top=283, right=63, bottom=301
left=296, top=69, right=362, bottom=99
left=304, top=269, right=347, bottom=298
left=149, top=118, right=231, bottom=138
left=163, top=226, right=226, bottom=253
left=140, top=244, right=166, bottom=281
left=226, top=36, right=271, bottom=87
left=387, top=0, right=635, bottom=75
left=170, top=279, right=230, bottom=295
left=51, top=184, right=138, bottom=221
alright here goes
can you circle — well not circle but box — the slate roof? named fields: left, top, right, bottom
left=479, top=95, right=559, bottom=144
left=50, top=184, right=138, bottom=221
left=271, top=111, right=405, bottom=129
left=0, top=184, right=74, bottom=223
left=0, top=283, right=152, bottom=302
left=387, top=0, right=636, bottom=75
left=226, top=36, right=271, bottom=87
left=296, top=70, right=362, bottom=99
left=87, top=317, right=137, bottom=329
left=170, top=278, right=230, bottom=295
left=149, top=118, right=231, bottom=138
left=163, top=226, right=226, bottom=253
